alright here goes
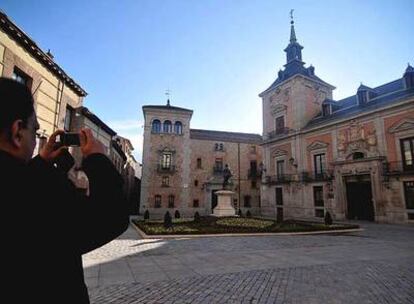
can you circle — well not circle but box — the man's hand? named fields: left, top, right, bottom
left=79, top=128, right=105, bottom=157
left=39, top=130, right=68, bottom=163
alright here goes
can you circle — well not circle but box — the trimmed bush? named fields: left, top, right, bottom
left=174, top=210, right=181, bottom=219
left=276, top=210, right=283, bottom=224
left=324, top=211, right=333, bottom=226
left=164, top=211, right=173, bottom=229
left=144, top=210, right=150, bottom=220
left=237, top=209, right=243, bottom=217
left=194, top=211, right=201, bottom=222
left=246, top=210, right=252, bottom=218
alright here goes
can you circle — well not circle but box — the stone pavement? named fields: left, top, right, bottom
left=83, top=222, right=414, bottom=303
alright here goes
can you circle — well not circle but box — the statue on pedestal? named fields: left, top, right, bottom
left=222, top=164, right=232, bottom=189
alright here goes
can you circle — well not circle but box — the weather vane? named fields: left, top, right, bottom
left=290, top=9, right=294, bottom=23
left=165, top=88, right=171, bottom=106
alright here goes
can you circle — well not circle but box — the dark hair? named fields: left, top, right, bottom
left=0, top=77, right=34, bottom=132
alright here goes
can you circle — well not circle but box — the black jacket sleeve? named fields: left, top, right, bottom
left=76, top=153, right=129, bottom=254
left=29, top=153, right=129, bottom=255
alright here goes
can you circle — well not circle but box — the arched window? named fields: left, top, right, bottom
left=152, top=119, right=161, bottom=133
left=174, top=121, right=183, bottom=134
left=163, top=120, right=172, bottom=133
left=353, top=152, right=364, bottom=160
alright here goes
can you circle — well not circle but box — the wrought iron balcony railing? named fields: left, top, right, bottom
left=300, top=170, right=334, bottom=182
left=157, top=164, right=176, bottom=173
left=383, top=161, right=414, bottom=176
left=248, top=169, right=262, bottom=179
left=264, top=174, right=292, bottom=185
left=213, top=166, right=224, bottom=175
left=267, top=127, right=291, bottom=140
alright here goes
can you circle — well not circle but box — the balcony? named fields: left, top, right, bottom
left=267, top=127, right=290, bottom=140
left=383, top=161, right=414, bottom=176
left=213, top=166, right=223, bottom=175
left=300, top=170, right=334, bottom=182
left=264, top=174, right=292, bottom=185
left=157, top=164, right=176, bottom=174
left=248, top=169, right=262, bottom=179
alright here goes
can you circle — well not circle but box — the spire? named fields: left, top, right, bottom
left=284, top=9, right=304, bottom=66
left=289, top=9, right=297, bottom=43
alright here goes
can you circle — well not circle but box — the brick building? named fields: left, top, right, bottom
left=140, top=101, right=263, bottom=218
left=259, top=19, right=414, bottom=223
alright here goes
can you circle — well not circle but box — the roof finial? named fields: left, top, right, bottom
left=289, top=9, right=297, bottom=43
left=165, top=89, right=171, bottom=106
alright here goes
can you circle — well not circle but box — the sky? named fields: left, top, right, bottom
left=1, top=0, right=413, bottom=161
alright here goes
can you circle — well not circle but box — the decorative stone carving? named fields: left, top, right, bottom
left=337, top=121, right=379, bottom=158
left=271, top=149, right=287, bottom=157
left=307, top=140, right=329, bottom=151
left=388, top=118, right=414, bottom=133
left=270, top=103, right=287, bottom=115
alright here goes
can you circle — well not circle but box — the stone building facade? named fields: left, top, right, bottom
left=140, top=102, right=262, bottom=218
left=259, top=19, right=414, bottom=223
left=0, top=10, right=86, bottom=151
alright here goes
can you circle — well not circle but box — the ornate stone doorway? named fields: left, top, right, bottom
left=345, top=175, right=374, bottom=221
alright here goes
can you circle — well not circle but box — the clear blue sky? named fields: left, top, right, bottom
left=2, top=0, right=413, bottom=161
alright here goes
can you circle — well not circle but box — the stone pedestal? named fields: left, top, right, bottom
left=212, top=190, right=236, bottom=217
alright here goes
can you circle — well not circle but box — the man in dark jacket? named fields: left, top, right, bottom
left=0, top=78, right=129, bottom=303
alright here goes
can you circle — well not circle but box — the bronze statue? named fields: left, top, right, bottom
left=222, top=164, right=232, bottom=189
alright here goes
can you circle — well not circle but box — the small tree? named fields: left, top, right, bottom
left=174, top=210, right=181, bottom=219
left=276, top=210, right=283, bottom=224
left=324, top=211, right=333, bottom=226
left=237, top=209, right=243, bottom=217
left=144, top=210, right=150, bottom=220
left=246, top=210, right=252, bottom=218
left=194, top=211, right=200, bottom=223
left=164, top=211, right=173, bottom=229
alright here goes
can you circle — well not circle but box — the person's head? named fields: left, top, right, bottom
left=0, top=77, right=39, bottom=162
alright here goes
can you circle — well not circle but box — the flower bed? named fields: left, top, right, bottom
left=132, top=216, right=359, bottom=235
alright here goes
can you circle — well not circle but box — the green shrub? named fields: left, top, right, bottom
left=164, top=211, right=173, bottom=228
left=246, top=210, right=252, bottom=218
left=194, top=211, right=200, bottom=222
left=174, top=210, right=181, bottom=219
left=144, top=210, right=150, bottom=220
left=237, top=209, right=243, bottom=217
left=324, top=211, right=333, bottom=226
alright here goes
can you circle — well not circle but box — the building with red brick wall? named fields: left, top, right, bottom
left=259, top=19, right=414, bottom=223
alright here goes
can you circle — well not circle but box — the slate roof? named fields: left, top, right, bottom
left=79, top=107, right=117, bottom=136
left=306, top=78, right=414, bottom=128
left=190, top=129, right=262, bottom=144
left=142, top=105, right=193, bottom=113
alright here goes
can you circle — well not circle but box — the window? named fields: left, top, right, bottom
left=244, top=195, right=251, bottom=208
left=251, top=180, right=257, bottom=189
left=214, top=158, right=223, bottom=172
left=352, top=152, right=364, bottom=160
left=12, top=67, right=32, bottom=89
left=322, top=104, right=331, bottom=116
left=250, top=145, right=257, bottom=154
left=64, top=107, right=73, bottom=132
left=163, top=120, right=172, bottom=133
left=314, top=154, right=326, bottom=176
left=313, top=186, right=324, bottom=218
left=168, top=195, right=175, bottom=208
left=401, top=137, right=414, bottom=170
left=161, top=153, right=172, bottom=169
left=194, top=180, right=199, bottom=187
left=197, top=158, right=202, bottom=169
left=276, top=160, right=285, bottom=177
left=404, top=181, right=414, bottom=214
left=275, top=188, right=283, bottom=205
left=275, top=116, right=285, bottom=134
left=152, top=120, right=161, bottom=133
left=174, top=121, right=182, bottom=134
left=215, top=143, right=224, bottom=151
left=162, top=176, right=169, bottom=187
left=155, top=195, right=161, bottom=208
left=250, top=160, right=257, bottom=174
left=193, top=199, right=199, bottom=208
